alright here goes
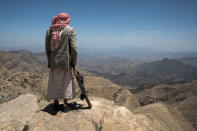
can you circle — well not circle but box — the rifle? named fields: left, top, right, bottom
left=73, top=68, right=92, bottom=109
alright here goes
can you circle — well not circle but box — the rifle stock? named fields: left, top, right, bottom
left=85, top=95, right=92, bottom=109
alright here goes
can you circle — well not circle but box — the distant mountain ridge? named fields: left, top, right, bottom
left=1, top=49, right=197, bottom=92
left=0, top=50, right=44, bottom=72
left=87, top=58, right=197, bottom=93
left=10, top=49, right=47, bottom=66
left=133, top=58, right=197, bottom=79
left=178, top=57, right=197, bottom=69
left=1, top=45, right=197, bottom=61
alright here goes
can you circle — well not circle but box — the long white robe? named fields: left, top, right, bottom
left=47, top=68, right=76, bottom=100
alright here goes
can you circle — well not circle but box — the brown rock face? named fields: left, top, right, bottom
left=133, top=102, right=195, bottom=131
left=28, top=97, right=148, bottom=131
left=136, top=79, right=197, bottom=106
left=0, top=121, right=25, bottom=131
left=75, top=73, right=140, bottom=111
left=0, top=94, right=39, bottom=131
left=113, top=88, right=140, bottom=111
left=176, top=96, right=197, bottom=130
left=0, top=71, right=48, bottom=104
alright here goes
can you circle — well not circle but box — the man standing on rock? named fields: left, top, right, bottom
left=45, top=12, right=77, bottom=110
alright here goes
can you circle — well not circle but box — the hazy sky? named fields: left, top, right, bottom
left=0, top=0, right=197, bottom=52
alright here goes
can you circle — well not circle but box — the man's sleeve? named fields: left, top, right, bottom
left=45, top=29, right=51, bottom=68
left=69, top=27, right=77, bottom=67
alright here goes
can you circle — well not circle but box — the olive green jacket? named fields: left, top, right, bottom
left=45, top=26, right=77, bottom=70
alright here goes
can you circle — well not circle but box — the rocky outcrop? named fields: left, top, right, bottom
left=133, top=102, right=194, bottom=131
left=0, top=94, right=195, bottom=131
left=28, top=97, right=147, bottom=131
left=136, top=79, right=197, bottom=106
left=0, top=94, right=39, bottom=131
left=113, top=88, right=140, bottom=111
left=76, top=74, right=140, bottom=111
left=176, top=96, right=197, bottom=130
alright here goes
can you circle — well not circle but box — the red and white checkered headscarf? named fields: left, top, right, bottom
left=50, top=12, right=70, bottom=51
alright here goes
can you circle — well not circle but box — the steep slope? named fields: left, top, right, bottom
left=133, top=102, right=194, bottom=131
left=78, top=71, right=140, bottom=111
left=176, top=96, right=197, bottom=130
left=0, top=51, right=44, bottom=72
left=136, top=79, right=197, bottom=106
left=133, top=58, right=197, bottom=79
left=178, top=57, right=197, bottom=69
left=136, top=80, right=197, bottom=130
left=127, top=58, right=197, bottom=92
left=87, top=58, right=197, bottom=93
left=0, top=71, right=48, bottom=104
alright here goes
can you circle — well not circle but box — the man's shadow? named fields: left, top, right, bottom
left=39, top=102, right=91, bottom=115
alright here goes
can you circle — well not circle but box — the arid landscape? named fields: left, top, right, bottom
left=1, top=0, right=197, bottom=130
left=0, top=49, right=197, bottom=130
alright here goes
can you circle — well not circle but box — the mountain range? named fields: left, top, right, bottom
left=1, top=49, right=197, bottom=130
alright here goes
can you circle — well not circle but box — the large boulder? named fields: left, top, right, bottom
left=0, top=94, right=39, bottom=131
